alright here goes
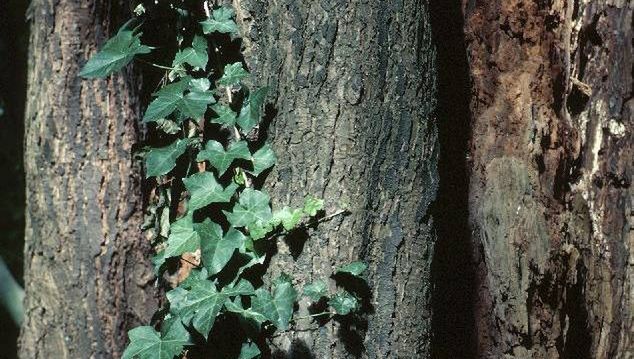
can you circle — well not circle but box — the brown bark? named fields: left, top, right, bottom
left=464, top=0, right=632, bottom=357
left=20, top=1, right=158, bottom=357
left=233, top=0, right=439, bottom=357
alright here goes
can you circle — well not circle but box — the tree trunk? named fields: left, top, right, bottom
left=20, top=1, right=158, bottom=357
left=234, top=0, right=439, bottom=357
left=464, top=0, right=632, bottom=357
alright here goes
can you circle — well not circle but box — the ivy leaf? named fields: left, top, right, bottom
left=196, top=140, right=251, bottom=176
left=210, top=104, right=237, bottom=127
left=151, top=249, right=167, bottom=275
left=273, top=207, right=303, bottom=231
left=249, top=144, right=277, bottom=176
left=183, top=172, right=238, bottom=210
left=80, top=22, right=151, bottom=78
left=224, top=188, right=273, bottom=228
left=224, top=297, right=268, bottom=325
left=177, top=82, right=215, bottom=119
left=122, top=319, right=191, bottom=359
left=239, top=341, right=261, bottom=359
left=144, top=78, right=215, bottom=122
left=236, top=87, right=268, bottom=133
left=336, top=261, right=368, bottom=277
left=328, top=291, right=359, bottom=315
left=218, top=62, right=249, bottom=86
left=172, top=279, right=226, bottom=339
left=172, top=35, right=208, bottom=71
left=252, top=276, right=297, bottom=330
left=197, top=219, right=245, bottom=275
left=200, top=7, right=238, bottom=35
left=303, top=280, right=328, bottom=301
left=154, top=118, right=181, bottom=135
left=222, top=279, right=256, bottom=297
left=145, top=139, right=188, bottom=178
left=303, top=196, right=324, bottom=216
left=143, top=78, right=190, bottom=122
left=164, top=215, right=200, bottom=258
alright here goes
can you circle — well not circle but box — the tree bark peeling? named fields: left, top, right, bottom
left=463, top=0, right=633, bottom=357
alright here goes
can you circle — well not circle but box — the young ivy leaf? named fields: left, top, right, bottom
left=303, top=196, right=324, bottom=216
left=249, top=143, right=277, bottom=176
left=200, top=6, right=239, bottom=35
left=122, top=319, right=191, bottom=359
left=172, top=279, right=227, bottom=339
left=164, top=215, right=200, bottom=258
left=328, top=291, right=359, bottom=315
left=210, top=104, right=237, bottom=127
left=239, top=341, right=261, bottom=359
left=218, top=62, right=249, bottom=86
left=183, top=172, right=238, bottom=211
left=251, top=276, right=297, bottom=330
left=172, top=35, right=208, bottom=71
left=303, top=280, right=328, bottom=301
left=80, top=21, right=151, bottom=78
left=336, top=261, right=368, bottom=277
left=236, top=87, right=269, bottom=133
left=196, top=140, right=251, bottom=176
left=145, top=139, right=188, bottom=178
left=224, top=188, right=273, bottom=228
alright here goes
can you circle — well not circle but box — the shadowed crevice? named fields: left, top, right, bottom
left=429, top=0, right=477, bottom=357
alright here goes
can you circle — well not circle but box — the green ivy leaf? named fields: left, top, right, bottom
left=222, top=279, right=256, bottom=297
left=144, top=78, right=215, bottom=122
left=154, top=118, right=181, bottom=134
left=172, top=35, right=208, bottom=71
left=143, top=79, right=190, bottom=122
left=145, top=139, right=188, bottom=178
left=273, top=207, right=303, bottom=231
left=328, top=291, right=359, bottom=315
left=239, top=341, right=261, bottom=359
left=252, top=276, right=297, bottom=330
left=336, top=261, right=367, bottom=277
left=164, top=215, right=200, bottom=258
left=236, top=87, right=268, bottom=133
left=303, top=196, right=324, bottom=216
left=218, top=62, right=249, bottom=86
left=303, top=280, right=328, bottom=301
left=200, top=7, right=238, bottom=34
left=224, top=297, right=268, bottom=325
left=197, top=219, right=245, bottom=275
left=249, top=144, right=277, bottom=176
left=80, top=22, right=151, bottom=78
left=183, top=172, right=238, bottom=210
left=196, top=140, right=251, bottom=176
left=210, top=104, right=237, bottom=127
left=171, top=279, right=226, bottom=339
left=224, top=188, right=273, bottom=228
left=122, top=319, right=191, bottom=359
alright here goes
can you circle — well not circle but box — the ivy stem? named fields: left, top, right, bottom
left=263, top=209, right=349, bottom=242
left=293, top=311, right=334, bottom=321
left=226, top=87, right=252, bottom=187
left=136, top=58, right=176, bottom=71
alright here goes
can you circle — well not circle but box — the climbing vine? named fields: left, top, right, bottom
left=80, top=2, right=367, bottom=358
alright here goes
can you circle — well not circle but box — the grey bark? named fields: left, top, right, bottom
left=19, top=1, right=158, bottom=357
left=234, top=0, right=439, bottom=357
left=464, top=0, right=633, bottom=357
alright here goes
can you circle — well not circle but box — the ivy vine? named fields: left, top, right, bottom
left=80, top=2, right=368, bottom=358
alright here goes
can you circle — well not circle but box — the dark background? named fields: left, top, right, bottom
left=0, top=0, right=28, bottom=358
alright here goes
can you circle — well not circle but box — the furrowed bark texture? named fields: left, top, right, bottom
left=234, top=0, right=438, bottom=357
left=20, top=1, right=158, bottom=357
left=464, top=0, right=632, bottom=357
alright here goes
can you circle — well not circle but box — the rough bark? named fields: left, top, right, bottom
left=20, top=1, right=158, bottom=357
left=233, top=0, right=439, bottom=357
left=464, top=0, right=632, bottom=357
